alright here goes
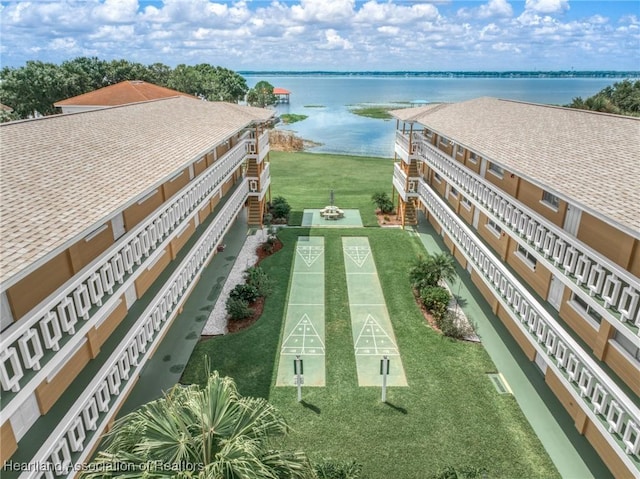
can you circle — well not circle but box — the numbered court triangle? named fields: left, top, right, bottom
left=281, top=314, right=325, bottom=356
left=344, top=245, right=370, bottom=268
left=354, top=315, right=399, bottom=356
left=296, top=245, right=324, bottom=268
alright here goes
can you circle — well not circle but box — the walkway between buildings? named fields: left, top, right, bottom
left=413, top=214, right=611, bottom=479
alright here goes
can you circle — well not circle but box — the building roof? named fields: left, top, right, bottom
left=54, top=80, right=196, bottom=107
left=0, top=96, right=274, bottom=287
left=391, top=97, right=640, bottom=237
left=273, top=87, right=291, bottom=95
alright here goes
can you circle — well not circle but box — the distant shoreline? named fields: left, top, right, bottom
left=240, top=70, right=639, bottom=79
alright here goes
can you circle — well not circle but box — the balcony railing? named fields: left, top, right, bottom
left=0, top=139, right=250, bottom=417
left=393, top=163, right=419, bottom=202
left=19, top=181, right=250, bottom=479
left=248, top=162, right=270, bottom=201
left=416, top=177, right=640, bottom=470
left=398, top=132, right=640, bottom=335
left=245, top=130, right=270, bottom=164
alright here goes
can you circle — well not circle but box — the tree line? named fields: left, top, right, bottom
left=566, top=79, right=640, bottom=116
left=0, top=57, right=273, bottom=121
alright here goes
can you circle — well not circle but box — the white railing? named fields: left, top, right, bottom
left=20, top=181, right=250, bottom=479
left=401, top=132, right=640, bottom=334
left=0, top=140, right=249, bottom=410
left=258, top=130, right=270, bottom=163
left=259, top=163, right=271, bottom=201
left=393, top=163, right=419, bottom=203
left=416, top=178, right=640, bottom=471
left=245, top=130, right=270, bottom=164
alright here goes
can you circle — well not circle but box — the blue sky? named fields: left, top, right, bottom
left=1, top=0, right=638, bottom=71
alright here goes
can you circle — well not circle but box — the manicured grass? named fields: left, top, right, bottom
left=268, top=151, right=394, bottom=226
left=280, top=113, right=309, bottom=124
left=184, top=227, right=559, bottom=479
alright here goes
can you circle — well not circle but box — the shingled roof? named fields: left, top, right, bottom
left=54, top=80, right=196, bottom=107
left=0, top=96, right=273, bottom=286
left=391, top=98, right=640, bottom=237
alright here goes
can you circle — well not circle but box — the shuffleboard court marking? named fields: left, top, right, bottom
left=344, top=245, right=371, bottom=268
left=342, top=237, right=407, bottom=387
left=281, top=314, right=326, bottom=356
left=354, top=315, right=400, bottom=356
left=296, top=245, right=324, bottom=268
left=276, top=236, right=326, bottom=387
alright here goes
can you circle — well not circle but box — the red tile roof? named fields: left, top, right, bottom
left=54, top=80, right=197, bottom=106
left=273, top=87, right=291, bottom=95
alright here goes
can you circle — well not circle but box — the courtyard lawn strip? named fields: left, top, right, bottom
left=276, top=236, right=326, bottom=386
left=342, top=236, right=407, bottom=386
left=185, top=227, right=560, bottom=479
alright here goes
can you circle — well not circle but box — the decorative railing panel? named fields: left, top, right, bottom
left=400, top=132, right=640, bottom=333
left=0, top=139, right=249, bottom=411
left=20, top=181, right=249, bottom=479
left=416, top=178, right=640, bottom=470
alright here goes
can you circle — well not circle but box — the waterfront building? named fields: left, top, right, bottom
left=0, top=96, right=273, bottom=476
left=391, top=97, right=640, bottom=478
left=274, top=87, right=291, bottom=104
left=53, top=80, right=196, bottom=113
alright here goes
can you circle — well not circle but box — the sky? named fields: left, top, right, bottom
left=0, top=0, right=639, bottom=71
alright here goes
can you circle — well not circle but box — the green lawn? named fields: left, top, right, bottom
left=183, top=152, right=558, bottom=478
left=184, top=226, right=559, bottom=478
left=268, top=151, right=394, bottom=226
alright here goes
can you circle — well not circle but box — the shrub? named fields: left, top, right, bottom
left=229, top=283, right=260, bottom=303
left=270, top=196, right=291, bottom=219
left=262, top=236, right=277, bottom=254
left=244, top=266, right=274, bottom=297
left=409, top=253, right=456, bottom=289
left=420, top=285, right=451, bottom=322
left=371, top=191, right=394, bottom=214
left=314, top=459, right=365, bottom=479
left=225, top=297, right=253, bottom=320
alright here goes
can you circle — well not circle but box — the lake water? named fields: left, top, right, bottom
left=245, top=75, right=624, bottom=157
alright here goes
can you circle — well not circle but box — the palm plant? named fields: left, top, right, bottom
left=409, top=253, right=456, bottom=289
left=84, top=369, right=313, bottom=478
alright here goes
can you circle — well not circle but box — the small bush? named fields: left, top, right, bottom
left=270, top=196, right=291, bottom=219
left=427, top=465, right=488, bottom=479
left=229, top=283, right=260, bottom=303
left=314, top=459, right=365, bottom=479
left=262, top=236, right=277, bottom=254
left=225, top=297, right=253, bottom=320
left=371, top=191, right=394, bottom=214
left=420, top=285, right=451, bottom=321
left=244, top=266, right=274, bottom=297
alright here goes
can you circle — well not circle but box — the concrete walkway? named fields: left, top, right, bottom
left=413, top=214, right=612, bottom=479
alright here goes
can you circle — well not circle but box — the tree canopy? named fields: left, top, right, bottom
left=246, top=80, right=278, bottom=108
left=566, top=79, right=640, bottom=117
left=0, top=57, right=249, bottom=121
left=83, top=370, right=313, bottom=478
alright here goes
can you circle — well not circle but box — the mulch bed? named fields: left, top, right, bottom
left=376, top=210, right=403, bottom=227
left=413, top=288, right=441, bottom=333
left=225, top=238, right=283, bottom=334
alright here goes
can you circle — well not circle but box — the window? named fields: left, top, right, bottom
left=449, top=187, right=459, bottom=198
left=570, top=293, right=603, bottom=324
left=433, top=172, right=442, bottom=183
left=469, top=152, right=478, bottom=164
left=439, top=137, right=452, bottom=147
left=515, top=244, right=537, bottom=269
left=542, top=190, right=560, bottom=209
left=486, top=218, right=502, bottom=236
left=461, top=197, right=472, bottom=210
left=488, top=162, right=504, bottom=178
left=456, top=145, right=464, bottom=157
left=425, top=130, right=433, bottom=140
left=612, top=331, right=640, bottom=362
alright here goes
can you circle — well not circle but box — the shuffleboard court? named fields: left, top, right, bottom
left=343, top=237, right=408, bottom=387
left=276, top=237, right=326, bottom=386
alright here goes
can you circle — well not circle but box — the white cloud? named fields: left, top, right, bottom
left=92, top=0, right=139, bottom=23
left=525, top=0, right=569, bottom=15
left=290, top=0, right=355, bottom=24
left=319, top=28, right=353, bottom=50
left=459, top=0, right=513, bottom=20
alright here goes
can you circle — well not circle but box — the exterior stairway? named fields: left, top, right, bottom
left=247, top=196, right=263, bottom=226
left=404, top=199, right=418, bottom=226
